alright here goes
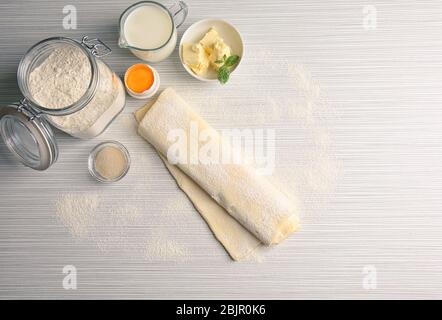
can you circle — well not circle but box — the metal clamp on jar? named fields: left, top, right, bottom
left=0, top=36, right=126, bottom=171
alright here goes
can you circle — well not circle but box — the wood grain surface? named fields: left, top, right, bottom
left=1, top=0, right=442, bottom=299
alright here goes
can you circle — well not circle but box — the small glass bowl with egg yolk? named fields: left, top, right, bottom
left=124, top=64, right=160, bottom=99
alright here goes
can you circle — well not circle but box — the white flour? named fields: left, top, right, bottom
left=29, top=46, right=91, bottom=109
left=144, top=237, right=190, bottom=261
left=28, top=45, right=120, bottom=136
left=54, top=192, right=191, bottom=262
left=54, top=193, right=99, bottom=238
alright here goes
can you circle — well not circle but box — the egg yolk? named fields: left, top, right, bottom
left=126, top=64, right=154, bottom=93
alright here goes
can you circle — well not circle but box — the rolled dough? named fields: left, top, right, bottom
left=135, top=101, right=261, bottom=260
left=136, top=88, right=299, bottom=258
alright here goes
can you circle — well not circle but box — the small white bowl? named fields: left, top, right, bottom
left=179, top=19, right=244, bottom=82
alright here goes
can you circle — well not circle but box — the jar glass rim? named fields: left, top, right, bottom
left=119, top=1, right=175, bottom=52
left=17, top=36, right=99, bottom=116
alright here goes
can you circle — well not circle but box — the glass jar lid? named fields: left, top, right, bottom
left=0, top=102, right=58, bottom=170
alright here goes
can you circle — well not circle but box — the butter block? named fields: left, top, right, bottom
left=182, top=43, right=209, bottom=75
left=209, top=39, right=231, bottom=70
left=199, top=28, right=219, bottom=49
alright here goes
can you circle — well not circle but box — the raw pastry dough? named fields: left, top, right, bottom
left=161, top=157, right=262, bottom=260
left=136, top=88, right=299, bottom=257
left=135, top=102, right=261, bottom=260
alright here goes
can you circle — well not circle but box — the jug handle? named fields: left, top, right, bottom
left=168, top=1, right=188, bottom=28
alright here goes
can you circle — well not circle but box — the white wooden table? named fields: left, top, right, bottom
left=1, top=0, right=442, bottom=299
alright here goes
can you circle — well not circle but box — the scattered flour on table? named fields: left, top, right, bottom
left=54, top=192, right=191, bottom=262
left=144, top=236, right=190, bottom=261
left=55, top=193, right=99, bottom=238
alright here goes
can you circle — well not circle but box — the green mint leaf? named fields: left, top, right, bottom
left=224, top=55, right=240, bottom=67
left=218, top=66, right=230, bottom=84
left=214, top=59, right=224, bottom=64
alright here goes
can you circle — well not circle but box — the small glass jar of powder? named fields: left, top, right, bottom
left=88, top=141, right=130, bottom=183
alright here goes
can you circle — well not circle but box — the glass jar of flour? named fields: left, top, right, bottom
left=0, top=36, right=126, bottom=170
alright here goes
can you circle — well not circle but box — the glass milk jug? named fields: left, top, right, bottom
left=118, top=1, right=188, bottom=63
